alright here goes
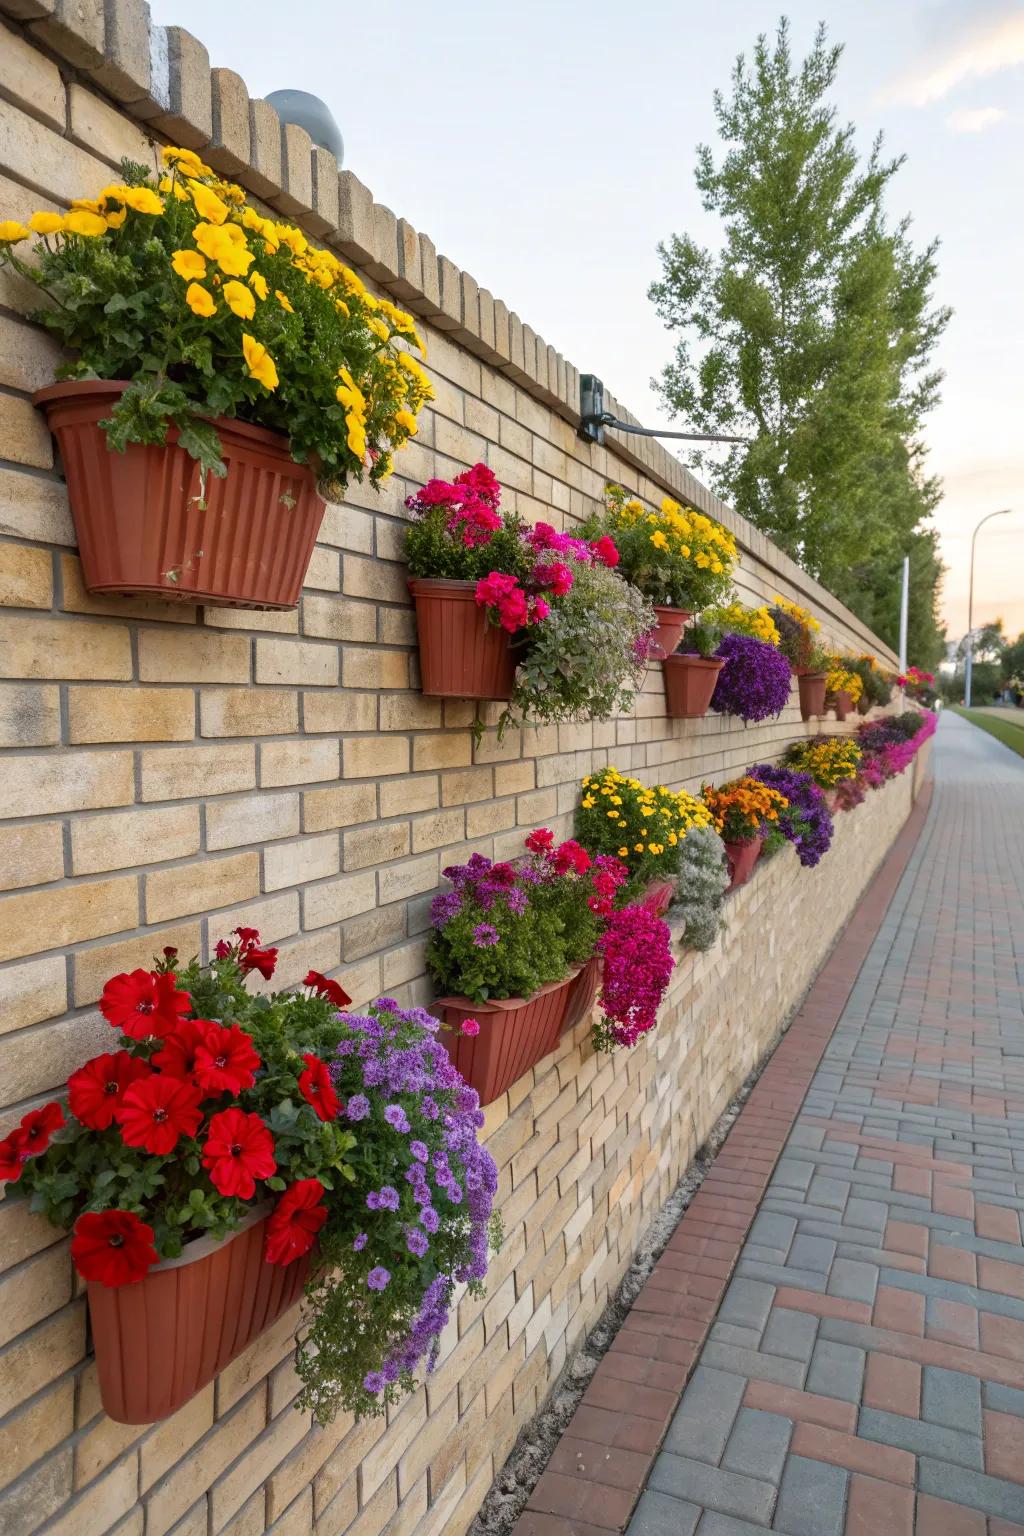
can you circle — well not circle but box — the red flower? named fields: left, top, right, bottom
left=592, top=535, right=620, bottom=568
left=151, top=1019, right=209, bottom=1080
left=298, top=1054, right=339, bottom=1122
left=193, top=1024, right=261, bottom=1096
left=71, top=1209, right=158, bottom=1287
left=552, top=839, right=592, bottom=876
left=524, top=828, right=554, bottom=854
left=116, top=1075, right=202, bottom=1155
left=202, top=1108, right=276, bottom=1198
left=68, top=1052, right=151, bottom=1131
left=304, top=971, right=352, bottom=1009
left=264, top=1178, right=327, bottom=1265
left=0, top=1102, right=66, bottom=1182
left=234, top=926, right=260, bottom=946
left=100, top=969, right=190, bottom=1040
left=240, top=945, right=278, bottom=980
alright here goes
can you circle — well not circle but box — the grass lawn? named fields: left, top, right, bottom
left=952, top=706, right=1024, bottom=759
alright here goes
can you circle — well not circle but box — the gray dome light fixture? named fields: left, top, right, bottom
left=265, top=90, right=344, bottom=165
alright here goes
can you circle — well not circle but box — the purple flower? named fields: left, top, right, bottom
left=376, top=1185, right=400, bottom=1211
left=711, top=633, right=792, bottom=724
left=430, top=891, right=463, bottom=928
left=367, top=1267, right=391, bottom=1291
left=410, top=1140, right=430, bottom=1163
left=407, top=1228, right=430, bottom=1257
left=346, top=1093, right=370, bottom=1122
left=420, top=1205, right=440, bottom=1233
left=749, top=763, right=834, bottom=867
left=384, top=1104, right=411, bottom=1133
left=471, top=923, right=500, bottom=948
left=505, top=887, right=528, bottom=915
left=353, top=1232, right=368, bottom=1251
left=363, top=1371, right=385, bottom=1393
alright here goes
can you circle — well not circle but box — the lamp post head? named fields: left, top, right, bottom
left=265, top=91, right=344, bottom=164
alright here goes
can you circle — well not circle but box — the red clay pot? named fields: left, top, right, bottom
left=86, top=1208, right=312, bottom=1424
left=663, top=654, right=725, bottom=718
left=34, top=381, right=325, bottom=609
left=797, top=672, right=827, bottom=722
left=831, top=689, right=853, bottom=722
left=409, top=578, right=517, bottom=700
left=641, top=878, right=676, bottom=917
left=649, top=605, right=692, bottom=659
left=437, top=972, right=576, bottom=1105
left=723, top=837, right=761, bottom=892
left=563, top=953, right=602, bottom=1033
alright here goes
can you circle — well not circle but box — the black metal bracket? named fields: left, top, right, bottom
left=579, top=374, right=748, bottom=447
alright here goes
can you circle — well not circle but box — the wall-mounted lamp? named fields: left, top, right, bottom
left=579, top=374, right=748, bottom=447
left=265, top=90, right=344, bottom=164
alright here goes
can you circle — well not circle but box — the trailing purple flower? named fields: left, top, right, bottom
left=749, top=762, right=834, bottom=867
left=711, top=632, right=792, bottom=724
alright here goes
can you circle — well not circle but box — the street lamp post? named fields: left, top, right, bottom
left=964, top=508, right=1011, bottom=707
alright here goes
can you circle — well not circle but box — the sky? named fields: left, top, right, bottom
left=153, top=0, right=1024, bottom=643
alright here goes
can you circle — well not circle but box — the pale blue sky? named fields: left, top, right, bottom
left=153, top=0, right=1024, bottom=639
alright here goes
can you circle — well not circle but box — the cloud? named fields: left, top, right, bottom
left=947, top=105, right=1010, bottom=132
left=880, top=8, right=1024, bottom=107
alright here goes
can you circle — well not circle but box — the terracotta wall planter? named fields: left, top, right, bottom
left=86, top=1208, right=313, bottom=1424
left=797, top=671, right=827, bottom=722
left=723, top=837, right=762, bottom=892
left=649, top=605, right=692, bottom=658
left=640, top=878, right=676, bottom=917
left=831, top=689, right=853, bottom=722
left=409, top=578, right=517, bottom=700
left=34, top=381, right=325, bottom=609
left=563, top=954, right=601, bottom=1034
left=437, top=972, right=576, bottom=1105
left=663, top=654, right=725, bottom=718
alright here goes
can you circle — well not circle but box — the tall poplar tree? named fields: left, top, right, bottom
left=650, top=19, right=949, bottom=663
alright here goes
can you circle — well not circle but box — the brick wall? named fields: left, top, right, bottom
left=0, top=10, right=910, bottom=1534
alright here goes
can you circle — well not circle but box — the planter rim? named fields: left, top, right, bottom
left=145, top=1202, right=273, bottom=1274
left=33, top=380, right=294, bottom=455
left=663, top=653, right=724, bottom=671
left=407, top=576, right=479, bottom=597
left=436, top=966, right=580, bottom=1016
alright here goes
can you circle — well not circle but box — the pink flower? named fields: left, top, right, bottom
left=461, top=1019, right=481, bottom=1037
left=533, top=561, right=574, bottom=597
left=475, top=572, right=530, bottom=632
left=552, top=839, right=591, bottom=876
left=592, top=536, right=620, bottom=567
left=598, top=904, right=675, bottom=1048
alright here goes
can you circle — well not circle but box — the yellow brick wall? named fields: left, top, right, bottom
left=0, top=11, right=910, bottom=1534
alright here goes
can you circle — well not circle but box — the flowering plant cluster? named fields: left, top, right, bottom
left=404, top=465, right=531, bottom=585
left=849, top=654, right=893, bottom=708
left=582, top=484, right=737, bottom=610
left=857, top=709, right=936, bottom=780
left=0, top=149, right=430, bottom=490
left=769, top=597, right=820, bottom=670
left=825, top=662, right=864, bottom=705
left=593, top=905, right=675, bottom=1050
left=749, top=764, right=834, bottom=867
left=711, top=632, right=793, bottom=723
left=784, top=735, right=863, bottom=789
left=702, top=776, right=789, bottom=845
left=298, top=1001, right=499, bottom=1421
left=427, top=834, right=622, bottom=1003
left=897, top=665, right=937, bottom=704
left=0, top=932, right=358, bottom=1285
left=574, top=765, right=713, bottom=893
left=704, top=602, right=781, bottom=647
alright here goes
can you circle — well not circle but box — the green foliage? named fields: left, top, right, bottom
left=404, top=505, right=531, bottom=583
left=684, top=620, right=723, bottom=659
left=427, top=894, right=568, bottom=1004
left=649, top=19, right=949, bottom=649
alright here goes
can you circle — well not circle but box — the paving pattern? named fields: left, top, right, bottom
left=626, top=714, right=1024, bottom=1533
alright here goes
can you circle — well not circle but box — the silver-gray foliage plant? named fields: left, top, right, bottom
left=673, top=823, right=729, bottom=951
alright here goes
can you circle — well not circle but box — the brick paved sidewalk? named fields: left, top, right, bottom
left=515, top=713, right=1024, bottom=1535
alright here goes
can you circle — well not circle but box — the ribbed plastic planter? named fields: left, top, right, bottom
left=86, top=1208, right=313, bottom=1424
left=34, top=381, right=325, bottom=609
left=437, top=972, right=576, bottom=1105
left=831, top=689, right=853, bottom=722
left=797, top=672, right=827, bottom=722
left=723, top=837, right=761, bottom=892
left=649, top=605, right=692, bottom=658
left=409, top=578, right=517, bottom=700
left=663, top=654, right=725, bottom=718
left=640, top=878, right=676, bottom=916
left=563, top=953, right=602, bottom=1033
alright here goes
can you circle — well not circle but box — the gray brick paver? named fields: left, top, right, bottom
left=625, top=718, right=1024, bottom=1532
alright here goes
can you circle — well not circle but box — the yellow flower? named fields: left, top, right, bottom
left=275, top=289, right=294, bottom=313
left=192, top=221, right=253, bottom=275
left=70, top=198, right=102, bottom=213
left=618, top=847, right=629, bottom=858
left=162, top=146, right=209, bottom=176
left=582, top=796, right=596, bottom=809
left=64, top=210, right=107, bottom=237
left=104, top=208, right=127, bottom=229
left=158, top=176, right=189, bottom=202
left=0, top=219, right=29, bottom=243
left=394, top=409, right=418, bottom=437
left=187, top=179, right=228, bottom=225
left=171, top=249, right=207, bottom=281
left=634, top=843, right=645, bottom=854
left=242, top=334, right=278, bottom=390
left=248, top=271, right=268, bottom=301
left=223, top=280, right=256, bottom=320
left=28, top=212, right=64, bottom=235
left=185, top=283, right=216, bottom=317
left=368, top=316, right=390, bottom=343
left=102, top=184, right=164, bottom=216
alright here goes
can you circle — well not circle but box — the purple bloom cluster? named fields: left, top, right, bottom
left=749, top=762, right=834, bottom=867
left=711, top=633, right=792, bottom=724
left=329, top=999, right=498, bottom=1408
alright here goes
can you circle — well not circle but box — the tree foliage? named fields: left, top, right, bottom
left=649, top=18, right=949, bottom=663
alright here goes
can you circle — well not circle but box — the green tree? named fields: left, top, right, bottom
left=649, top=18, right=950, bottom=649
